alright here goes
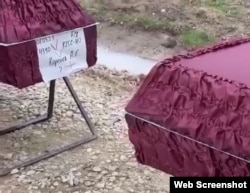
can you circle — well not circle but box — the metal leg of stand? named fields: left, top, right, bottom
left=0, top=80, right=56, bottom=135
left=63, top=77, right=95, bottom=135
left=0, top=78, right=97, bottom=176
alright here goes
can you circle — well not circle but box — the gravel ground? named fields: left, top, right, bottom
left=0, top=66, right=169, bottom=193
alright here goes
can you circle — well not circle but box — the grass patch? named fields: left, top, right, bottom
left=180, top=30, right=215, bottom=47
left=82, top=1, right=189, bottom=35
left=82, top=0, right=107, bottom=20
left=206, top=0, right=239, bottom=16
left=113, top=13, right=171, bottom=30
left=112, top=13, right=186, bottom=35
left=113, top=13, right=134, bottom=24
left=135, top=16, right=171, bottom=31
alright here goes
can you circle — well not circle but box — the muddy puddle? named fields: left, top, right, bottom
left=97, top=45, right=157, bottom=75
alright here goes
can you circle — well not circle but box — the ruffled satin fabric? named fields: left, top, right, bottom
left=0, top=0, right=97, bottom=88
left=125, top=38, right=250, bottom=176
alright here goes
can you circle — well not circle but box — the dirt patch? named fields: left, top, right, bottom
left=98, top=23, right=178, bottom=61
left=80, top=0, right=250, bottom=51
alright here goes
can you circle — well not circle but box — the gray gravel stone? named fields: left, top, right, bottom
left=0, top=66, right=169, bottom=193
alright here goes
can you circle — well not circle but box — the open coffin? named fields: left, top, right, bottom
left=0, top=0, right=97, bottom=88
left=125, top=38, right=250, bottom=176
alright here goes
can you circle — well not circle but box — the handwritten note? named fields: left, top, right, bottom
left=36, top=29, right=87, bottom=82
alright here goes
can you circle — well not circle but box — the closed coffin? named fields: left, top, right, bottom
left=0, top=0, right=97, bottom=88
left=125, top=38, right=250, bottom=176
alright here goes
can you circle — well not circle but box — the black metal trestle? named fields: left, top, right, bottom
left=0, top=77, right=97, bottom=176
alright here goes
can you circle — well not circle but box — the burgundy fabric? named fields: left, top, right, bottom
left=0, top=0, right=97, bottom=88
left=125, top=115, right=250, bottom=176
left=125, top=38, right=250, bottom=176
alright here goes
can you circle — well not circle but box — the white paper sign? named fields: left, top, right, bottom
left=36, top=28, right=87, bottom=82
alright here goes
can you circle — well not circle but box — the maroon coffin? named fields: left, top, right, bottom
left=0, top=0, right=97, bottom=89
left=125, top=38, right=250, bottom=176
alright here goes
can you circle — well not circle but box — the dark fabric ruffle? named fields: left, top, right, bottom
left=126, top=114, right=250, bottom=177
left=0, top=0, right=95, bottom=43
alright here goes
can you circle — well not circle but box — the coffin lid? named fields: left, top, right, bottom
left=126, top=37, right=250, bottom=163
left=0, top=0, right=96, bottom=44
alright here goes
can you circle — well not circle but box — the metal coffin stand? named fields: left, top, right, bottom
left=0, top=77, right=97, bottom=176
